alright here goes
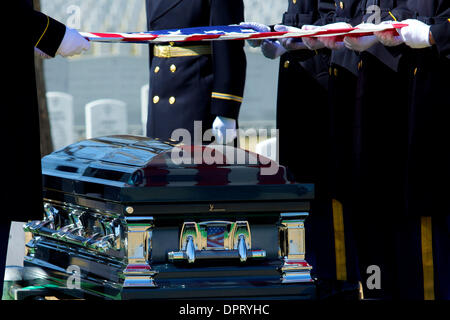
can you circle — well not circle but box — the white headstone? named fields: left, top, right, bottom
left=46, top=91, right=75, bottom=150
left=141, top=84, right=149, bottom=136
left=85, top=99, right=128, bottom=139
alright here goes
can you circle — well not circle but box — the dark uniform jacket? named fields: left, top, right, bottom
left=2, top=0, right=66, bottom=290
left=323, top=0, right=363, bottom=205
left=277, top=1, right=362, bottom=289
left=431, top=19, right=450, bottom=56
left=277, top=0, right=332, bottom=189
left=404, top=0, right=450, bottom=218
left=392, top=1, right=450, bottom=300
left=3, top=1, right=66, bottom=227
left=325, top=0, right=366, bottom=75
left=145, top=0, right=246, bottom=141
left=351, top=0, right=412, bottom=300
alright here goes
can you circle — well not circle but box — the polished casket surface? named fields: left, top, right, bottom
left=18, top=135, right=315, bottom=300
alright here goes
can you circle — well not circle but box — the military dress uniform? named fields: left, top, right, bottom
left=145, top=0, right=246, bottom=141
left=278, top=0, right=332, bottom=186
left=313, top=0, right=367, bottom=296
left=276, top=0, right=361, bottom=299
left=396, top=0, right=450, bottom=300
left=1, top=1, right=67, bottom=291
left=278, top=0, right=332, bottom=294
left=325, top=0, right=364, bottom=205
left=350, top=0, right=412, bottom=299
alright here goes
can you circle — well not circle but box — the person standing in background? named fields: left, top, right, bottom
left=342, top=0, right=412, bottom=299
left=2, top=0, right=89, bottom=292
left=302, top=0, right=365, bottom=299
left=145, top=0, right=246, bottom=145
left=375, top=0, right=450, bottom=299
left=242, top=0, right=362, bottom=299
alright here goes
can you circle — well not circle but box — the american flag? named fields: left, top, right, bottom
left=80, top=23, right=407, bottom=43
left=207, top=226, right=225, bottom=248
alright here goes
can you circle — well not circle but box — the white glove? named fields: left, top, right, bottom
left=318, top=22, right=352, bottom=50
left=274, top=25, right=308, bottom=51
left=34, top=47, right=51, bottom=59
left=398, top=19, right=431, bottom=49
left=212, top=116, right=237, bottom=145
left=56, top=27, right=90, bottom=57
left=343, top=35, right=378, bottom=52
left=301, top=25, right=326, bottom=50
left=240, top=22, right=271, bottom=47
left=374, top=21, right=404, bottom=47
left=261, top=40, right=287, bottom=59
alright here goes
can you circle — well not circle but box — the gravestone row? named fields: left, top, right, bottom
left=46, top=86, right=149, bottom=149
left=47, top=85, right=276, bottom=160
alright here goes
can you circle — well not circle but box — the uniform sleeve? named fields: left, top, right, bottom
left=387, top=0, right=413, bottom=22
left=414, top=7, right=450, bottom=57
left=209, top=0, right=246, bottom=120
left=431, top=20, right=450, bottom=57
left=20, top=2, right=66, bottom=57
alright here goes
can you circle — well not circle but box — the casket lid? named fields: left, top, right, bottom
left=41, top=135, right=313, bottom=204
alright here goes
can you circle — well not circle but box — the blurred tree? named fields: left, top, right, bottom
left=33, top=0, right=54, bottom=156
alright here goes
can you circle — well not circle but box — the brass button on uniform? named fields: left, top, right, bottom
left=340, top=1, right=344, bottom=9
left=284, top=60, right=290, bottom=69
left=169, top=96, right=176, bottom=105
left=170, top=64, right=177, bottom=73
left=334, top=68, right=338, bottom=77
left=414, top=67, right=418, bottom=76
left=329, top=67, right=332, bottom=75
left=153, top=96, right=160, bottom=104
left=293, top=0, right=297, bottom=4
left=358, top=60, right=363, bottom=70
left=154, top=66, right=160, bottom=73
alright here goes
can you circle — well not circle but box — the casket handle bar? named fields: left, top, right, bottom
left=24, top=220, right=117, bottom=254
left=24, top=202, right=126, bottom=255
left=167, top=221, right=266, bottom=263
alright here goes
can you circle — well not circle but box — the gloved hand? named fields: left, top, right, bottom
left=239, top=22, right=271, bottom=47
left=398, top=19, right=431, bottom=49
left=34, top=47, right=51, bottom=59
left=318, top=36, right=345, bottom=50
left=56, top=27, right=90, bottom=57
left=343, top=35, right=378, bottom=52
left=274, top=25, right=308, bottom=51
left=301, top=25, right=326, bottom=50
left=212, top=116, right=237, bottom=145
left=318, top=22, right=352, bottom=50
left=261, top=40, right=287, bottom=59
left=239, top=22, right=286, bottom=58
left=374, top=21, right=404, bottom=47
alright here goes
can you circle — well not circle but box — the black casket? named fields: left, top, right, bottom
left=21, top=135, right=315, bottom=300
